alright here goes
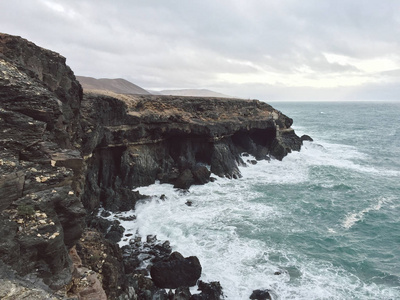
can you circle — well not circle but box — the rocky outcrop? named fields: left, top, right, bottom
left=80, top=92, right=303, bottom=211
left=0, top=33, right=85, bottom=290
left=0, top=33, right=306, bottom=298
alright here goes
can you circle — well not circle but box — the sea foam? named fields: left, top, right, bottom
left=106, top=138, right=400, bottom=299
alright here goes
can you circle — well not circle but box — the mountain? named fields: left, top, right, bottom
left=159, top=88, right=232, bottom=98
left=76, top=76, right=150, bottom=95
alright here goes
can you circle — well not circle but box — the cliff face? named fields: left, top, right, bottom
left=0, top=33, right=85, bottom=289
left=0, top=33, right=303, bottom=296
left=80, top=93, right=302, bottom=211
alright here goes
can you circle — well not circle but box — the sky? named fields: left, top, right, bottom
left=1, top=0, right=400, bottom=101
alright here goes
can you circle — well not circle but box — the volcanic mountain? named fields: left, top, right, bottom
left=76, top=75, right=150, bottom=95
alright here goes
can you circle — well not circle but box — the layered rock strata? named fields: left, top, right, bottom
left=0, top=33, right=304, bottom=298
left=80, top=93, right=302, bottom=212
left=0, top=33, right=85, bottom=289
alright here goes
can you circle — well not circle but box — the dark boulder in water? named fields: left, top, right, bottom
left=250, top=289, right=272, bottom=300
left=150, top=251, right=202, bottom=288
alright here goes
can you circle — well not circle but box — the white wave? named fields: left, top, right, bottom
left=295, top=141, right=400, bottom=177
left=342, top=197, right=392, bottom=229
left=110, top=179, right=400, bottom=300
left=105, top=135, right=400, bottom=298
left=107, top=179, right=400, bottom=299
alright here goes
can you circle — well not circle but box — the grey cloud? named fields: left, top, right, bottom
left=1, top=0, right=400, bottom=100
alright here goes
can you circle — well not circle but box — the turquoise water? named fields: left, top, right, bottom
left=114, top=101, right=400, bottom=299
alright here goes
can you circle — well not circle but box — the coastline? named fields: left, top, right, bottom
left=0, top=33, right=304, bottom=299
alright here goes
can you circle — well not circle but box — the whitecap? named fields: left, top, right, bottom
left=342, top=197, right=392, bottom=229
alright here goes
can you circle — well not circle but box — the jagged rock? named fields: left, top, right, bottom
left=301, top=134, right=313, bottom=142
left=249, top=289, right=272, bottom=300
left=174, top=169, right=195, bottom=189
left=0, top=279, right=60, bottom=299
left=105, top=222, right=125, bottom=243
left=121, top=235, right=172, bottom=275
left=174, top=286, right=191, bottom=300
left=192, top=164, right=211, bottom=184
left=211, top=140, right=243, bottom=178
left=150, top=252, right=202, bottom=288
left=191, top=280, right=224, bottom=300
left=76, top=229, right=127, bottom=299
left=0, top=33, right=85, bottom=289
left=67, top=247, right=107, bottom=300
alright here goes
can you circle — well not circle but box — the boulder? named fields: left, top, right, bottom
left=192, top=164, right=211, bottom=185
left=249, top=289, right=272, bottom=300
left=174, top=169, right=195, bottom=189
left=150, top=252, right=202, bottom=288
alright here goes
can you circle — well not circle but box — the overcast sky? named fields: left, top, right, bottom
left=1, top=1, right=400, bottom=101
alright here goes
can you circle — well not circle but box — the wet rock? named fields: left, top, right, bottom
left=150, top=252, right=202, bottom=288
left=211, top=140, right=243, bottom=178
left=174, top=286, right=191, bottom=300
left=128, top=273, right=168, bottom=300
left=301, top=134, right=313, bottom=142
left=192, top=164, right=211, bottom=185
left=191, top=280, right=224, bottom=300
left=250, top=289, right=272, bottom=300
left=122, top=235, right=172, bottom=275
left=174, top=169, right=195, bottom=189
left=104, top=221, right=125, bottom=243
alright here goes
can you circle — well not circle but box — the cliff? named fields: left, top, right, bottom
left=0, top=33, right=304, bottom=298
left=80, top=92, right=302, bottom=212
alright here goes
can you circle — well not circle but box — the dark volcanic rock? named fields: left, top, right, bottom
left=0, top=33, right=85, bottom=289
left=301, top=134, right=314, bottom=142
left=174, top=286, right=192, bottom=300
left=80, top=92, right=303, bottom=210
left=191, top=280, right=224, bottom=300
left=150, top=251, right=202, bottom=288
left=250, top=289, right=272, bottom=300
left=192, top=164, right=211, bottom=184
left=174, top=169, right=195, bottom=189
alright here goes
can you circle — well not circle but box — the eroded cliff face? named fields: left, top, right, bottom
left=0, top=33, right=303, bottom=297
left=80, top=93, right=302, bottom=211
left=0, top=33, right=85, bottom=289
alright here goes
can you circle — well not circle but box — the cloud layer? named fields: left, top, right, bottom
left=1, top=0, right=400, bottom=100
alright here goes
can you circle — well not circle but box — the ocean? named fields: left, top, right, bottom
left=110, top=101, right=400, bottom=299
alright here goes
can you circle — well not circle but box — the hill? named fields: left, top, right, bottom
left=76, top=76, right=150, bottom=95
